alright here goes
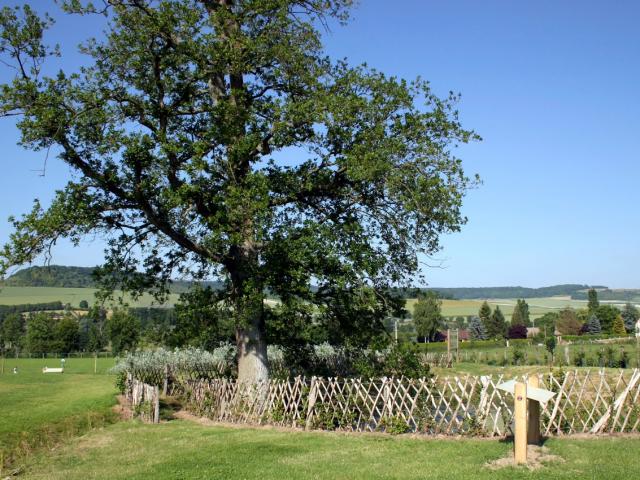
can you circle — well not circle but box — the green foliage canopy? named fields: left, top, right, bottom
left=0, top=1, right=477, bottom=381
left=556, top=308, right=582, bottom=335
left=468, top=316, right=487, bottom=341
left=106, top=309, right=141, bottom=354
left=621, top=303, right=638, bottom=333
left=594, top=305, right=619, bottom=333
left=484, top=304, right=507, bottom=339
left=587, top=289, right=599, bottom=314
left=413, top=291, right=443, bottom=342
left=585, top=315, right=602, bottom=335
left=510, top=299, right=530, bottom=326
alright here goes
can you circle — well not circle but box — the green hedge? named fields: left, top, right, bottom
left=415, top=338, right=532, bottom=352
left=562, top=334, right=633, bottom=342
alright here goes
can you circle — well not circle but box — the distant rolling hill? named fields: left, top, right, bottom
left=2, top=265, right=223, bottom=293
left=4, top=265, right=637, bottom=303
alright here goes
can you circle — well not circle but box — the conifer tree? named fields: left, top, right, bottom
left=585, top=315, right=601, bottom=335
left=485, top=305, right=507, bottom=339
left=587, top=289, right=599, bottom=315
left=469, top=316, right=488, bottom=341
left=478, top=300, right=492, bottom=328
left=621, top=303, right=639, bottom=333
left=612, top=316, right=626, bottom=336
left=511, top=299, right=529, bottom=326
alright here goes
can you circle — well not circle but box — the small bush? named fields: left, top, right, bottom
left=379, top=415, right=411, bottom=434
left=573, top=349, right=587, bottom=367
left=511, top=347, right=525, bottom=365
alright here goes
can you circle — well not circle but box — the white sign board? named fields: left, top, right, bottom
left=496, top=380, right=555, bottom=404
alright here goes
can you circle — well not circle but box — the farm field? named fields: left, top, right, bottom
left=405, top=296, right=599, bottom=321
left=0, top=286, right=179, bottom=308
left=0, top=286, right=601, bottom=316
left=2, top=285, right=633, bottom=325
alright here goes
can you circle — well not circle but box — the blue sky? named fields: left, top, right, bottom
left=0, top=0, right=638, bottom=288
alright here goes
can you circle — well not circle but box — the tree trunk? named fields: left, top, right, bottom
left=236, top=310, right=269, bottom=384
left=228, top=246, right=269, bottom=385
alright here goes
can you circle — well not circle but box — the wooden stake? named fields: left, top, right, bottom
left=527, top=376, right=541, bottom=445
left=514, top=382, right=528, bottom=464
left=94, top=352, right=97, bottom=374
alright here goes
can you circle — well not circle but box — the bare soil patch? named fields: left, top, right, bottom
left=486, top=445, right=564, bottom=470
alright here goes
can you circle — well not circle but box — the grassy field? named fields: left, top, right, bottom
left=1, top=358, right=639, bottom=478
left=0, top=286, right=179, bottom=308
left=20, top=420, right=640, bottom=479
left=0, top=357, right=117, bottom=470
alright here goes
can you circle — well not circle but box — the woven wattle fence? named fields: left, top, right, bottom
left=134, top=369, right=640, bottom=436
left=126, top=374, right=160, bottom=423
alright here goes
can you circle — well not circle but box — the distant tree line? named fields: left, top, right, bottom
left=0, top=286, right=394, bottom=358
left=471, top=289, right=638, bottom=342
left=0, top=301, right=64, bottom=320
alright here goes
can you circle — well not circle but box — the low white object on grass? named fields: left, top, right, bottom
left=42, top=367, right=64, bottom=373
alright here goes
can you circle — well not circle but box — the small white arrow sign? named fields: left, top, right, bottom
left=496, top=379, right=556, bottom=404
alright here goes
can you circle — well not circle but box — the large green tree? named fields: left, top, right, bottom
left=413, top=292, right=443, bottom=343
left=478, top=301, right=491, bottom=326
left=621, top=303, right=639, bottom=333
left=25, top=312, right=54, bottom=353
left=53, top=315, right=81, bottom=352
left=106, top=309, right=141, bottom=354
left=556, top=308, right=581, bottom=335
left=468, top=316, right=487, bottom=341
left=587, top=289, right=599, bottom=315
left=1, top=313, right=25, bottom=355
left=485, top=305, right=507, bottom=339
left=594, top=305, right=619, bottom=333
left=510, top=299, right=530, bottom=326
left=0, top=1, right=477, bottom=383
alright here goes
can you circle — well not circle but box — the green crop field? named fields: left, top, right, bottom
left=0, top=286, right=179, bottom=308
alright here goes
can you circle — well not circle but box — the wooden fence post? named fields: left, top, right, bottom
left=153, top=385, right=160, bottom=423
left=162, top=364, right=169, bottom=396
left=514, top=382, right=528, bottom=464
left=305, top=376, right=317, bottom=431
left=527, top=376, right=541, bottom=445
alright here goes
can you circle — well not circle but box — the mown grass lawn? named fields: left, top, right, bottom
left=21, top=420, right=640, bottom=479
left=2, top=364, right=639, bottom=479
left=0, top=360, right=117, bottom=469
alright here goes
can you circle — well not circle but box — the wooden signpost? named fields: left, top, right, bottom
left=497, top=377, right=555, bottom=465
